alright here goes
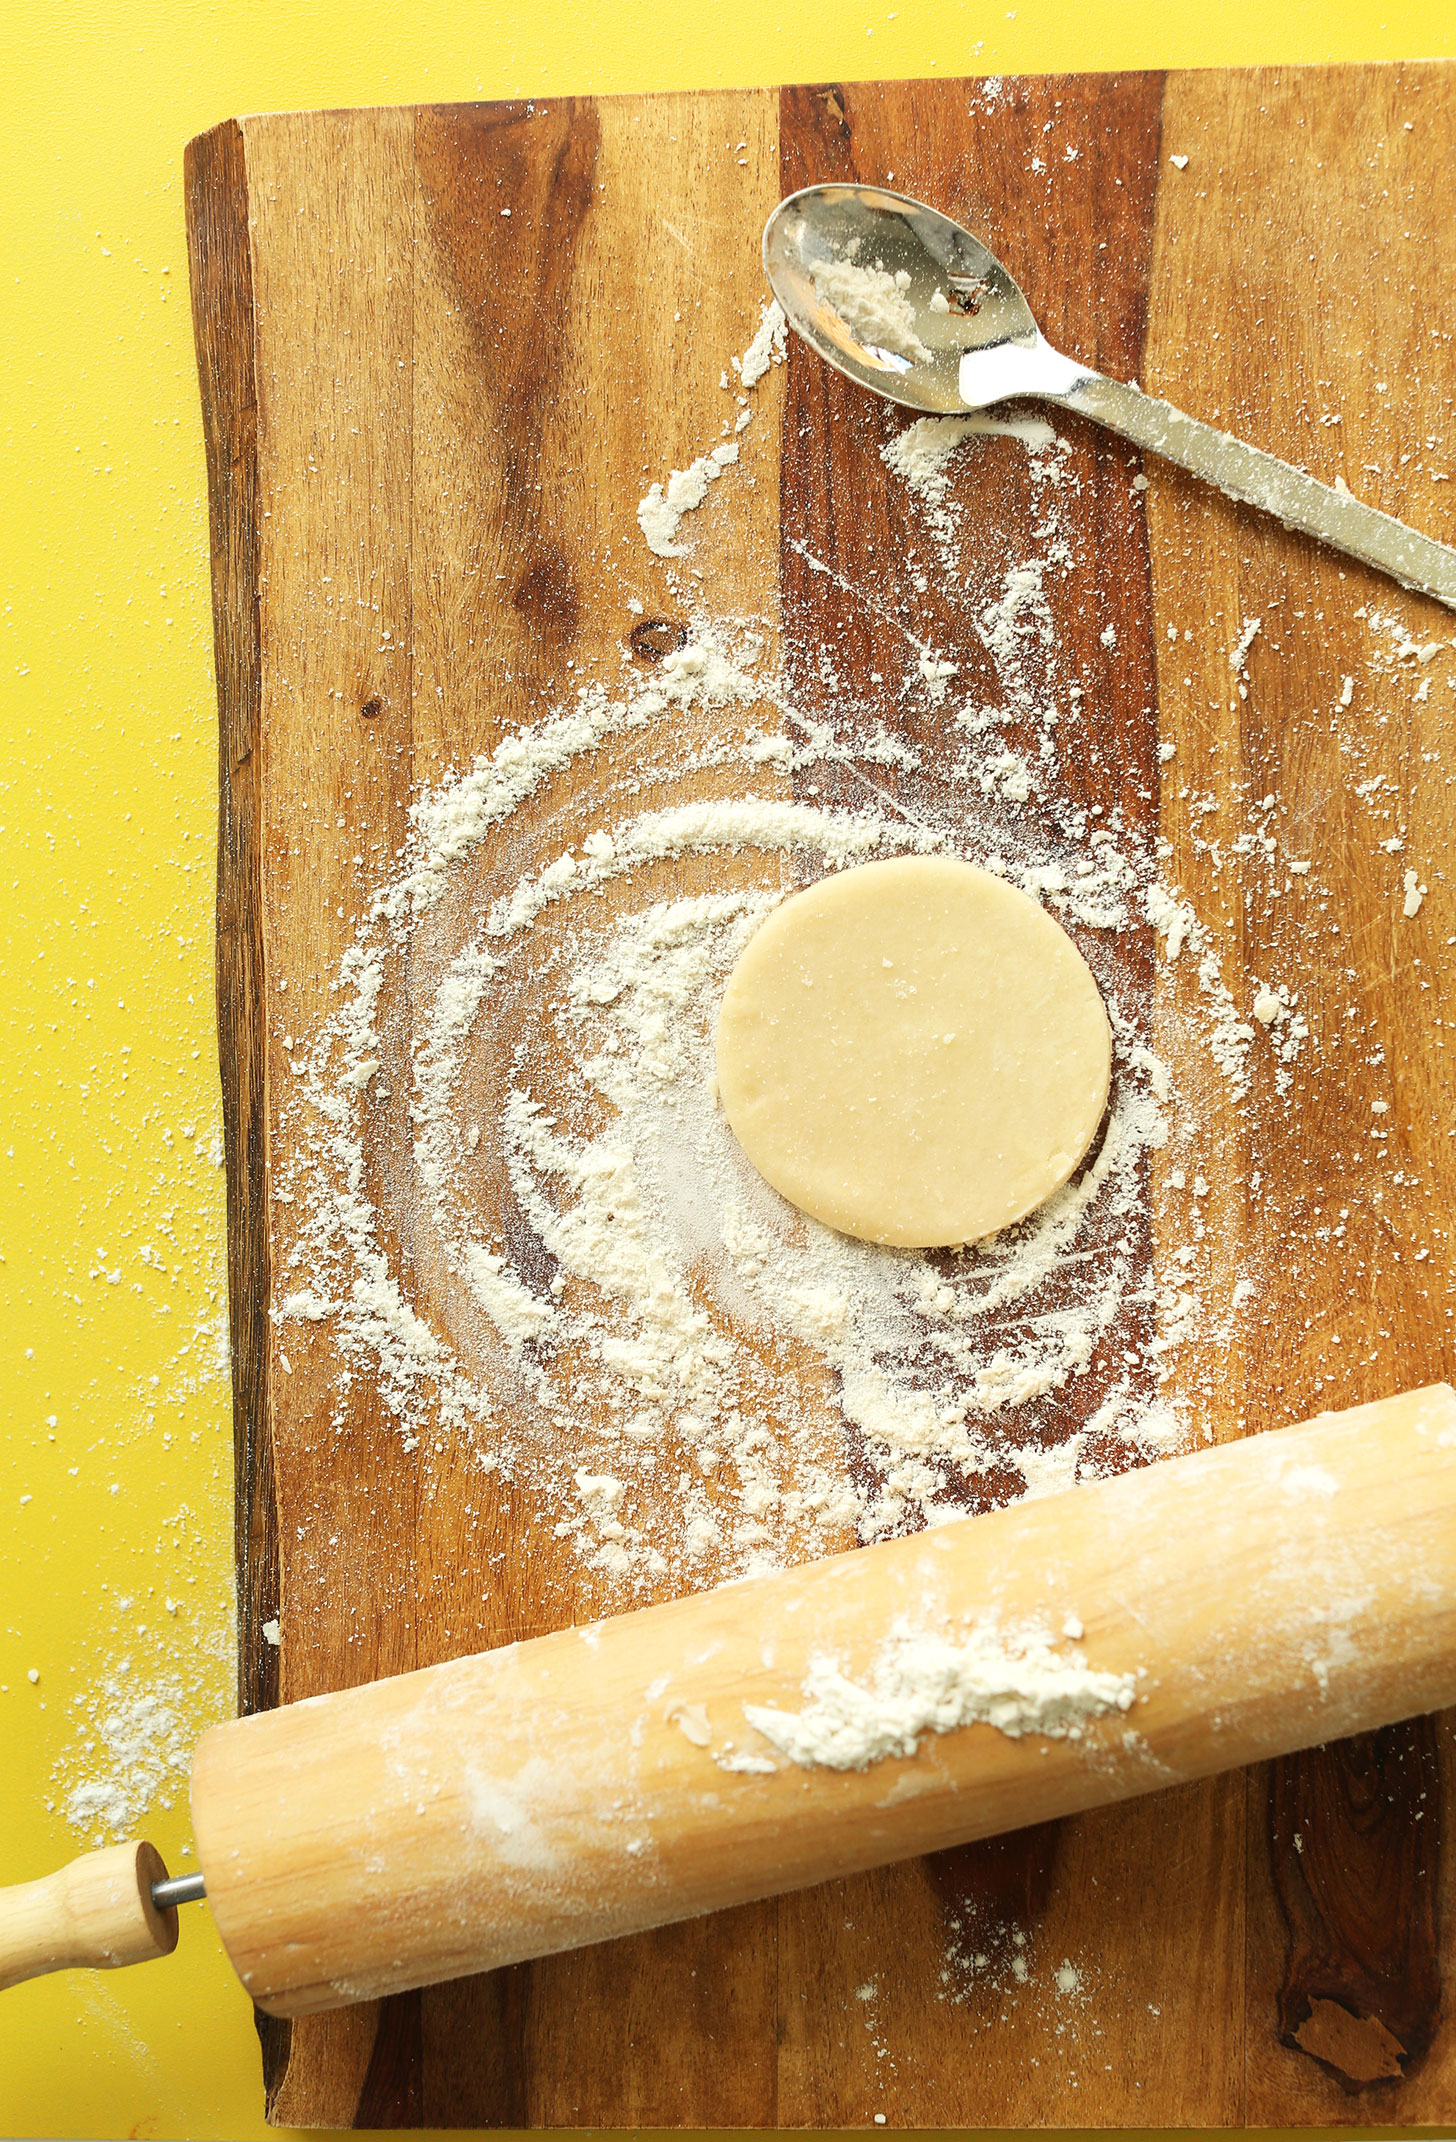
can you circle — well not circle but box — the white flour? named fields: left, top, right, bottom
left=60, top=1662, right=194, bottom=1839
left=735, top=296, right=788, bottom=388
left=806, top=238, right=931, bottom=364
left=741, top=1617, right=1137, bottom=1771
left=637, top=442, right=740, bottom=558
left=47, top=1236, right=235, bottom=1844
left=883, top=412, right=1057, bottom=499
left=638, top=302, right=786, bottom=555
left=268, top=287, right=1442, bottom=1620
left=276, top=574, right=1186, bottom=1587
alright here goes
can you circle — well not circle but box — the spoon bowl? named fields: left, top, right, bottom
left=762, top=183, right=1456, bottom=610
left=763, top=185, right=1042, bottom=415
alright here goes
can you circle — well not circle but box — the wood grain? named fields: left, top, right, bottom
left=1143, top=61, right=1456, bottom=2124
left=0, top=1842, right=178, bottom=1991
left=184, top=117, right=277, bottom=1727
left=404, top=89, right=795, bottom=2132
left=186, top=62, right=1456, bottom=2126
left=183, top=112, right=291, bottom=2099
left=769, top=72, right=1244, bottom=2130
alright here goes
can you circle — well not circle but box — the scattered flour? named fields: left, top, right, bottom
left=737, top=297, right=788, bottom=388
left=638, top=442, right=740, bottom=558
left=271, top=299, right=1222, bottom=1596
left=1229, top=616, right=1262, bottom=674
left=637, top=301, right=787, bottom=555
left=60, top=1663, right=193, bottom=1839
left=884, top=413, right=1057, bottom=502
left=741, top=1617, right=1137, bottom=1771
left=47, top=1297, right=235, bottom=1846
left=807, top=240, right=931, bottom=364
left=267, top=283, right=1424, bottom=1613
left=277, top=605, right=1184, bottom=1583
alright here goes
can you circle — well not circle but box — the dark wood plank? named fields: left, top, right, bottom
left=184, top=117, right=275, bottom=1727
left=769, top=70, right=1245, bottom=2128
left=1266, top=1724, right=1442, bottom=2088
left=183, top=113, right=291, bottom=2101
left=778, top=69, right=1168, bottom=1497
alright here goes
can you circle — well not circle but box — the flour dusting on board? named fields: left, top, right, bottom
left=264, top=282, right=1448, bottom=1629
left=275, top=568, right=1188, bottom=1589
left=638, top=301, right=786, bottom=554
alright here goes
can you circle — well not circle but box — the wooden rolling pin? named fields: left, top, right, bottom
left=4, top=1384, right=1456, bottom=2013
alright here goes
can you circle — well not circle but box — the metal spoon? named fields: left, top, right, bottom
left=763, top=185, right=1456, bottom=613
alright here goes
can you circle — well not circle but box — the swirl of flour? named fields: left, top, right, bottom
left=273, top=605, right=1189, bottom=1602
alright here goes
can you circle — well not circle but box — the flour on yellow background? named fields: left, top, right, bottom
left=715, top=857, right=1111, bottom=1248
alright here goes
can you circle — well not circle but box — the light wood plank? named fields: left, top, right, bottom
left=236, top=104, right=421, bottom=2126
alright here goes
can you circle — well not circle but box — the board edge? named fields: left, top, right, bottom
left=183, top=114, right=292, bottom=2113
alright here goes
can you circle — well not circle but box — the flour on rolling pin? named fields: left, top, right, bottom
left=179, top=1388, right=1456, bottom=2021
left=731, top=1616, right=1137, bottom=1773
left=16, top=1390, right=1450, bottom=2020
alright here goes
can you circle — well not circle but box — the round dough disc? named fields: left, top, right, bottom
left=715, top=856, right=1111, bottom=1248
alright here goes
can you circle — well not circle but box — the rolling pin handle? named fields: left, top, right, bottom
left=0, top=1841, right=181, bottom=1992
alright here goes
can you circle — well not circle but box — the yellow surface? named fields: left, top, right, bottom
left=1, top=0, right=1452, bottom=2135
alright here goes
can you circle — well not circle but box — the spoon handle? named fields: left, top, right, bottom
left=1062, top=372, right=1456, bottom=614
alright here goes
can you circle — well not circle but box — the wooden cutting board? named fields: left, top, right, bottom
left=186, top=64, right=1456, bottom=2128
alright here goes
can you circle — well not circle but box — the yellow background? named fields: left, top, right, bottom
left=2, top=1, right=1453, bottom=2136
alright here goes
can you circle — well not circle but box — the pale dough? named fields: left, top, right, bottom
left=714, top=856, right=1111, bottom=1248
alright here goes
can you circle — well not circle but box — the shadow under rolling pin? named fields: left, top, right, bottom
left=3, top=1383, right=1455, bottom=2015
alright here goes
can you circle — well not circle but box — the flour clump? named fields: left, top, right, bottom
left=743, top=1617, right=1137, bottom=1771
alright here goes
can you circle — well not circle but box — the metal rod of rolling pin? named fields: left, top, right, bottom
left=150, top=1871, right=207, bottom=1910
